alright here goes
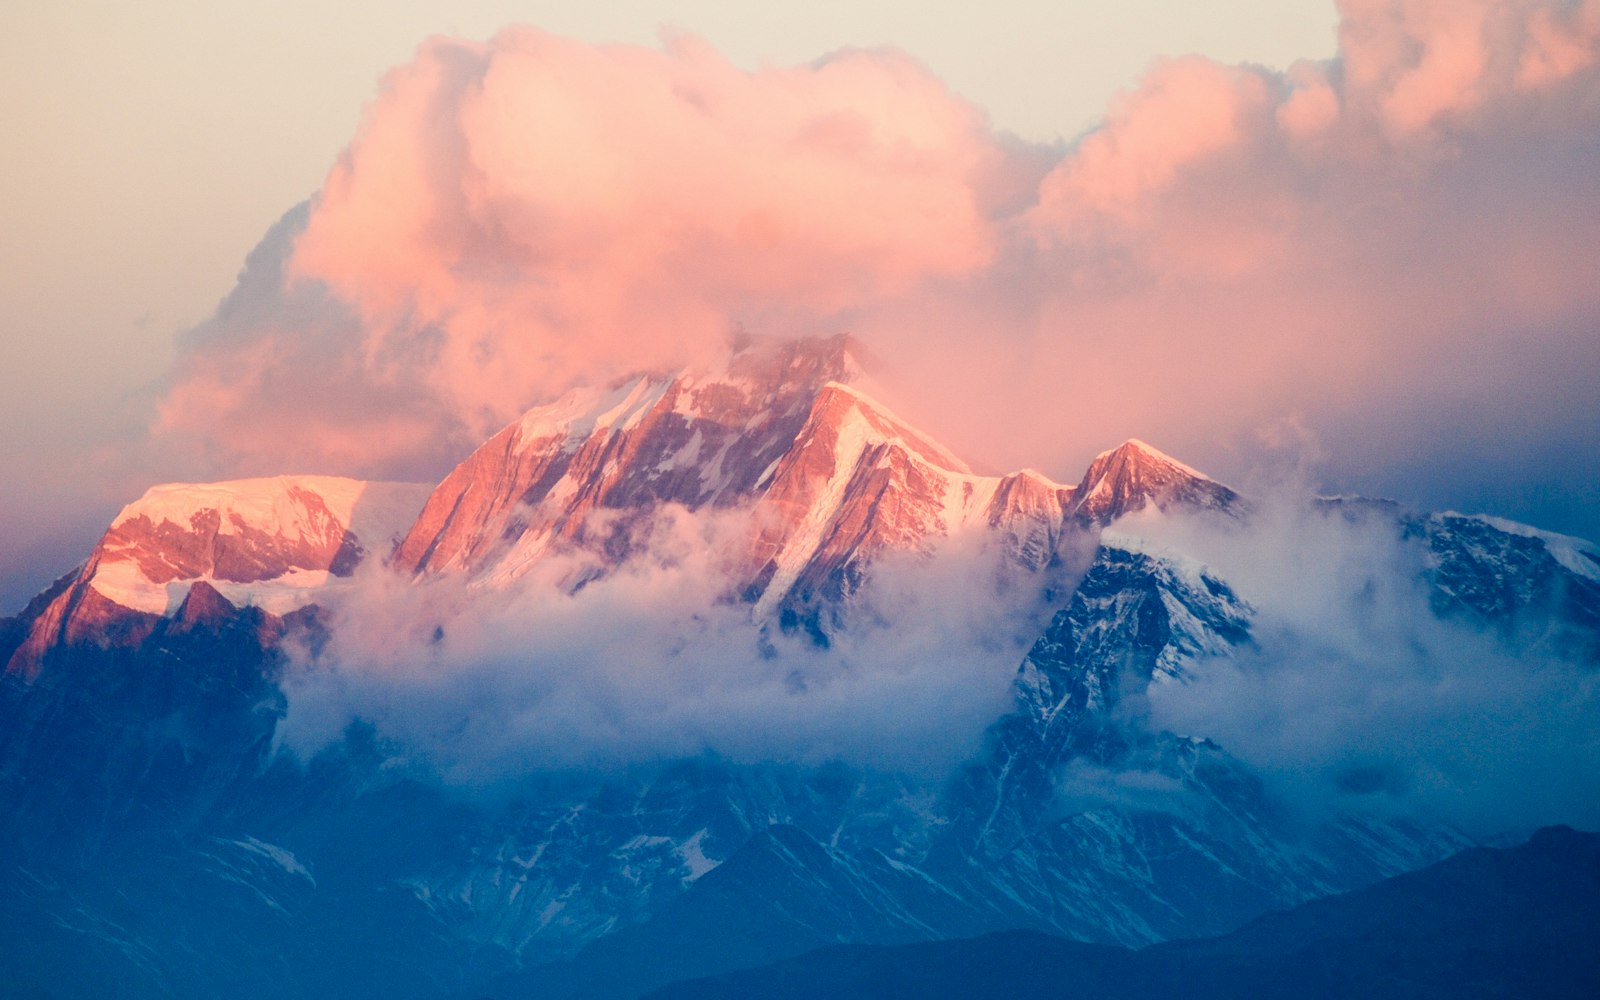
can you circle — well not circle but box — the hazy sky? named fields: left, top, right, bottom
left=6, top=0, right=1600, bottom=611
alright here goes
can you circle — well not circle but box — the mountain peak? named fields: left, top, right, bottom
left=1073, top=439, right=1235, bottom=524
left=722, top=332, right=873, bottom=389
left=1088, top=439, right=1208, bottom=477
left=396, top=334, right=895, bottom=582
left=88, top=476, right=432, bottom=615
left=170, top=580, right=239, bottom=632
left=745, top=380, right=991, bottom=616
left=393, top=341, right=1244, bottom=603
left=812, top=382, right=972, bottom=476
left=5, top=476, right=430, bottom=676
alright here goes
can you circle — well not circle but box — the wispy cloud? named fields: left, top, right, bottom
left=277, top=505, right=1078, bottom=782
left=1118, top=486, right=1600, bottom=837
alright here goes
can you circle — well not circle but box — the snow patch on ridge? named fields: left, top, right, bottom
left=112, top=475, right=366, bottom=541
left=1092, top=439, right=1214, bottom=482
left=516, top=375, right=672, bottom=450
left=750, top=382, right=1072, bottom=616
left=676, top=829, right=718, bottom=881
left=88, top=477, right=432, bottom=616
left=1461, top=513, right=1600, bottom=583
left=943, top=474, right=1002, bottom=536
left=754, top=397, right=885, bottom=616
left=823, top=381, right=973, bottom=475
left=231, top=837, right=316, bottom=885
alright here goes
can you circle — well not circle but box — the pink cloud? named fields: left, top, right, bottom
left=1033, top=57, right=1275, bottom=227
left=153, top=1, right=1600, bottom=546
left=1518, top=0, right=1600, bottom=86
left=286, top=28, right=1001, bottom=438
left=1336, top=0, right=1600, bottom=134
left=867, top=0, right=1600, bottom=519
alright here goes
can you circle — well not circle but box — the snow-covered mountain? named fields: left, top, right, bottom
left=5, top=476, right=430, bottom=679
left=1072, top=438, right=1237, bottom=523
left=12, top=335, right=1238, bottom=671
left=395, top=335, right=869, bottom=581
left=396, top=334, right=1227, bottom=620
left=1, top=334, right=1595, bottom=1000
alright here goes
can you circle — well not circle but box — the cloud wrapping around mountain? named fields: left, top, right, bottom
left=270, top=483, right=1600, bottom=841
left=1120, top=493, right=1600, bottom=837
left=155, top=0, right=1600, bottom=546
left=277, top=507, right=1076, bottom=780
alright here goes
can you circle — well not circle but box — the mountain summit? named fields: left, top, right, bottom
left=1073, top=439, right=1236, bottom=523
left=391, top=336, right=1236, bottom=614
left=5, top=476, right=429, bottom=678
left=394, top=334, right=877, bottom=583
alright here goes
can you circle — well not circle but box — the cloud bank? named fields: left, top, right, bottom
left=1116, top=491, right=1600, bottom=837
left=277, top=506, right=1074, bottom=781
left=153, top=0, right=1600, bottom=547
left=272, top=479, right=1600, bottom=840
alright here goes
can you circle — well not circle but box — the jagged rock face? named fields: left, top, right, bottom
left=391, top=336, right=1232, bottom=620
left=395, top=334, right=870, bottom=580
left=942, top=544, right=1262, bottom=878
left=3, top=580, right=163, bottom=681
left=753, top=419, right=1228, bottom=611
left=390, top=331, right=1080, bottom=611
left=746, top=382, right=999, bottom=616
left=1015, top=545, right=1252, bottom=759
left=986, top=471, right=1080, bottom=571
left=1417, top=512, right=1600, bottom=640
left=0, top=582, right=299, bottom=857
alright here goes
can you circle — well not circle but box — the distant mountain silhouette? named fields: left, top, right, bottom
left=645, top=825, right=1600, bottom=1000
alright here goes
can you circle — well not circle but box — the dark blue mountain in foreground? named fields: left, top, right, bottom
left=2, top=338, right=1597, bottom=1000
left=644, top=825, right=1600, bottom=1000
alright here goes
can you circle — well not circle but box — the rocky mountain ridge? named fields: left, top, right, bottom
left=8, top=335, right=1238, bottom=675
